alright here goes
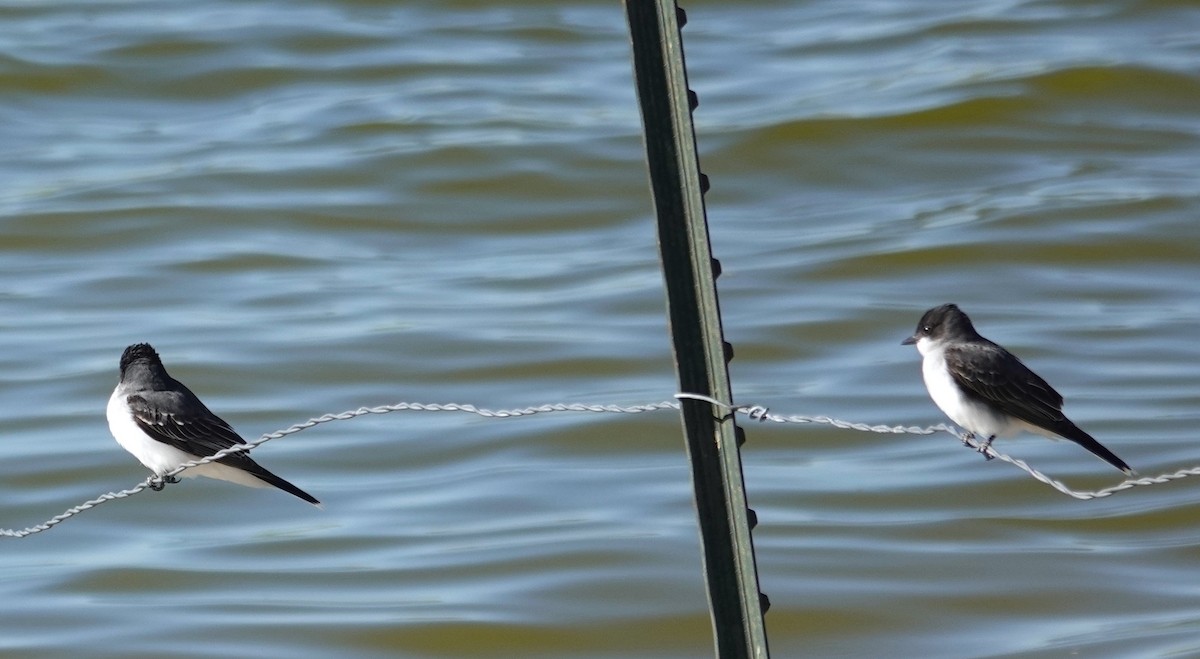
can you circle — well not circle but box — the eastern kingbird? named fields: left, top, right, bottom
left=106, top=343, right=321, bottom=505
left=903, top=304, right=1134, bottom=476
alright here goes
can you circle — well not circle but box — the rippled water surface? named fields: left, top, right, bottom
left=3, top=1, right=1200, bottom=657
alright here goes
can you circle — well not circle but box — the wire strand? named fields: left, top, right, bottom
left=675, top=393, right=1161, bottom=500
left=0, top=400, right=679, bottom=538
left=0, top=395, right=1184, bottom=537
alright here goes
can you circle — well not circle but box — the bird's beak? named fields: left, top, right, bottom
left=901, top=335, right=917, bottom=346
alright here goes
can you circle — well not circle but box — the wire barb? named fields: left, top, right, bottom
left=0, top=395, right=1187, bottom=537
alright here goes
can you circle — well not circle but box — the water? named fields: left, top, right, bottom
left=2, top=0, right=1200, bottom=656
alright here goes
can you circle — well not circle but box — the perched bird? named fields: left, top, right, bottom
left=106, top=343, right=320, bottom=505
left=903, top=304, right=1134, bottom=476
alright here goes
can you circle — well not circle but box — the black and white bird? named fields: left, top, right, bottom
left=106, top=343, right=320, bottom=505
left=903, top=304, right=1134, bottom=476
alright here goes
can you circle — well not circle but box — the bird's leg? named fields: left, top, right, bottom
left=977, top=435, right=997, bottom=461
left=960, top=432, right=997, bottom=461
left=149, top=474, right=180, bottom=491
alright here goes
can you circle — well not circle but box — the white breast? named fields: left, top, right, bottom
left=105, top=387, right=269, bottom=488
left=918, top=340, right=1017, bottom=439
left=107, top=388, right=185, bottom=475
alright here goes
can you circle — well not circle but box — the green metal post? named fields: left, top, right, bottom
left=623, top=2, right=770, bottom=657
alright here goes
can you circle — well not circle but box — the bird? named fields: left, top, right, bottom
left=106, top=343, right=320, bottom=505
left=902, top=303, right=1134, bottom=476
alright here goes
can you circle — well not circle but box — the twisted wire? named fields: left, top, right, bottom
left=0, top=395, right=1185, bottom=537
left=0, top=400, right=679, bottom=538
left=675, top=393, right=1163, bottom=500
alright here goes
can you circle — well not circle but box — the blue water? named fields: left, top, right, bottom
left=1, top=1, right=1200, bottom=657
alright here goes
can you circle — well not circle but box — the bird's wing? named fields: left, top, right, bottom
left=125, top=391, right=248, bottom=458
left=944, top=342, right=1068, bottom=428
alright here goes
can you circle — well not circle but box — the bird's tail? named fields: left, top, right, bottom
left=254, top=469, right=322, bottom=507
left=220, top=455, right=322, bottom=506
left=1057, top=422, right=1135, bottom=477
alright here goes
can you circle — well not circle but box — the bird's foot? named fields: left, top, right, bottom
left=960, top=432, right=997, bottom=460
left=977, top=435, right=997, bottom=461
left=149, top=475, right=180, bottom=491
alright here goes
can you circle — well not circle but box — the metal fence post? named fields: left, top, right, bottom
left=623, top=2, right=770, bottom=657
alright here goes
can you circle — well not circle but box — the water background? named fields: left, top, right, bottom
left=2, top=1, right=1200, bottom=656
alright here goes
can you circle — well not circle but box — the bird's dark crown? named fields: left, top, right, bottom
left=914, top=303, right=981, bottom=340
left=119, top=343, right=162, bottom=374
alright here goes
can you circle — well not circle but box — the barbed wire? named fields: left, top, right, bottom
left=0, top=395, right=1187, bottom=537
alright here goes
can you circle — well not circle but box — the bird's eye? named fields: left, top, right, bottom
left=922, top=325, right=931, bottom=333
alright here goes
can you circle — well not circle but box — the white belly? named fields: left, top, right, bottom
left=105, top=388, right=268, bottom=488
left=920, top=349, right=1017, bottom=439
